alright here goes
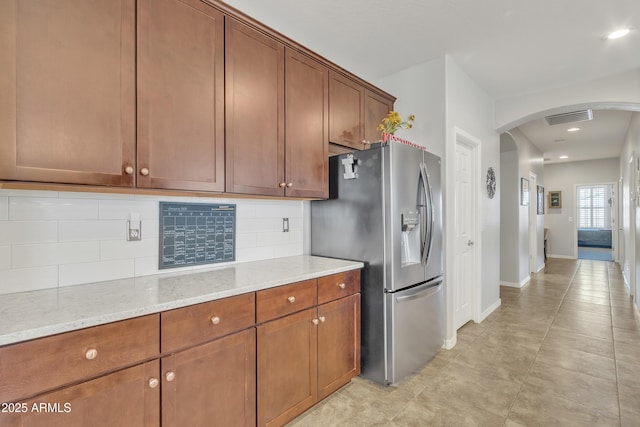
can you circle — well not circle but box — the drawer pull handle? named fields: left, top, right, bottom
left=286, top=182, right=293, bottom=188
left=148, top=378, right=159, bottom=389
left=279, top=182, right=287, bottom=188
left=312, top=318, right=319, bottom=325
left=338, top=283, right=346, bottom=289
left=287, top=296, right=296, bottom=303
left=85, top=348, right=98, bottom=360
left=124, top=166, right=134, bottom=175
left=140, top=167, right=150, bottom=176
left=165, top=371, right=176, bottom=382
left=319, top=316, right=326, bottom=323
left=210, top=316, right=221, bottom=325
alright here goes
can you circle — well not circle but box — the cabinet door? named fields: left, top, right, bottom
left=0, top=0, right=135, bottom=186
left=317, top=294, right=361, bottom=400
left=19, top=361, right=160, bottom=427
left=257, top=308, right=317, bottom=427
left=162, top=329, right=256, bottom=427
left=225, top=18, right=285, bottom=196
left=364, top=90, right=394, bottom=145
left=328, top=71, right=365, bottom=150
left=284, top=49, right=328, bottom=198
left=137, top=0, right=224, bottom=192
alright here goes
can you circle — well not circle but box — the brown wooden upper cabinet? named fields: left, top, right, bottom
left=225, top=18, right=285, bottom=197
left=0, top=0, right=136, bottom=187
left=364, top=89, right=394, bottom=144
left=329, top=71, right=394, bottom=150
left=328, top=71, right=365, bottom=150
left=226, top=19, right=328, bottom=198
left=137, top=0, right=225, bottom=192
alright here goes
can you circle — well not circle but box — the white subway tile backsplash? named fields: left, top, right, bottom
left=59, top=220, right=124, bottom=242
left=0, top=189, right=307, bottom=294
left=0, top=246, right=10, bottom=270
left=0, top=197, right=8, bottom=220
left=12, top=242, right=100, bottom=268
left=0, top=266, right=58, bottom=294
left=98, top=199, right=159, bottom=220
left=0, top=221, right=58, bottom=244
left=9, top=197, right=99, bottom=220
left=59, top=259, right=135, bottom=287
left=100, top=239, right=159, bottom=261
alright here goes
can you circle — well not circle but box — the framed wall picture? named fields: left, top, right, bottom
left=537, top=185, right=544, bottom=214
left=548, top=190, right=562, bottom=208
left=521, top=178, right=529, bottom=206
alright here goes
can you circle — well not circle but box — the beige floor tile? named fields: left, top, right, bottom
left=563, top=293, right=611, bottom=306
left=550, top=319, right=614, bottom=341
left=392, top=396, right=506, bottom=427
left=611, top=305, right=639, bottom=320
left=614, top=340, right=640, bottom=364
left=525, top=361, right=619, bottom=417
left=613, top=326, right=640, bottom=344
left=555, top=307, right=612, bottom=326
left=543, top=326, right=614, bottom=358
left=612, top=315, right=640, bottom=331
left=535, top=343, right=617, bottom=381
left=507, top=382, right=620, bottom=427
left=565, top=288, right=611, bottom=299
left=618, top=383, right=640, bottom=420
left=560, top=299, right=612, bottom=315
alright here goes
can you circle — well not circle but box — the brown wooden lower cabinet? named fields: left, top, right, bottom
left=161, top=328, right=256, bottom=427
left=10, top=361, right=160, bottom=427
left=0, top=270, right=361, bottom=427
left=257, top=293, right=361, bottom=427
left=317, top=294, right=361, bottom=400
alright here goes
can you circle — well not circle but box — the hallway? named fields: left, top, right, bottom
left=289, top=259, right=640, bottom=426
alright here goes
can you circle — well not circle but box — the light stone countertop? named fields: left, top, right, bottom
left=0, top=255, right=363, bottom=347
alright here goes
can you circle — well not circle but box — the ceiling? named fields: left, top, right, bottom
left=222, top=0, right=640, bottom=163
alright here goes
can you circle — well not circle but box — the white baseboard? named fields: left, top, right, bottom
left=548, top=254, right=576, bottom=259
left=443, top=335, right=457, bottom=350
left=478, top=298, right=501, bottom=323
left=536, top=263, right=545, bottom=273
left=501, top=275, right=530, bottom=288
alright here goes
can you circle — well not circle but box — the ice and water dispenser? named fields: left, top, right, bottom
left=401, top=210, right=421, bottom=266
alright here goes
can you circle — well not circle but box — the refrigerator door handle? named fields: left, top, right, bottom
left=395, top=282, right=442, bottom=303
left=419, top=162, right=435, bottom=267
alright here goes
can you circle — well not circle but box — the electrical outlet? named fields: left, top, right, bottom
left=283, top=218, right=289, bottom=232
left=127, top=213, right=142, bottom=241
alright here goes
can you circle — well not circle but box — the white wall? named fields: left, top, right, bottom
left=0, top=189, right=303, bottom=295
left=444, top=56, right=501, bottom=324
left=499, top=129, right=544, bottom=286
left=495, top=69, right=640, bottom=131
left=619, top=112, right=640, bottom=307
left=544, top=158, right=620, bottom=258
left=500, top=148, right=519, bottom=284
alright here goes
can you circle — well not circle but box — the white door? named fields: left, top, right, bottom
left=454, top=140, right=476, bottom=330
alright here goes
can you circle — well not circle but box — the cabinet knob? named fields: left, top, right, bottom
left=148, top=378, right=159, bottom=388
left=338, top=283, right=346, bottom=289
left=286, top=182, right=293, bottom=188
left=210, top=316, right=221, bottom=325
left=124, top=166, right=134, bottom=175
left=165, top=371, right=176, bottom=382
left=287, top=296, right=296, bottom=303
left=362, top=140, right=371, bottom=145
left=319, top=316, right=326, bottom=323
left=140, top=168, right=150, bottom=176
left=85, top=348, right=98, bottom=360
left=312, top=318, right=319, bottom=325
left=279, top=182, right=287, bottom=188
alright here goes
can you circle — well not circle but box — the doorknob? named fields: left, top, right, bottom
left=467, top=240, right=474, bottom=246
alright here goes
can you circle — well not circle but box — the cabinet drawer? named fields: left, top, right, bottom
left=256, top=279, right=317, bottom=323
left=318, top=270, right=360, bottom=304
left=161, top=293, right=255, bottom=352
left=0, top=314, right=159, bottom=403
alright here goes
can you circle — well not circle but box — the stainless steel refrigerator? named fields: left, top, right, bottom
left=311, top=141, right=443, bottom=385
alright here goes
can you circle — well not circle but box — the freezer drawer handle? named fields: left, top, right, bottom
left=395, top=284, right=442, bottom=303
left=337, top=283, right=346, bottom=289
left=287, top=296, right=296, bottom=303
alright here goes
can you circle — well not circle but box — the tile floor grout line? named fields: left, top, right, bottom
left=608, top=262, right=624, bottom=427
left=502, top=259, right=582, bottom=424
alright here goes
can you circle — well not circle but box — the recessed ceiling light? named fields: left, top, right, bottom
left=559, top=155, right=569, bottom=159
left=567, top=127, right=580, bottom=132
left=608, top=28, right=630, bottom=39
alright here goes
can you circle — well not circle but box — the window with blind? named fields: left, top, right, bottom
left=578, top=186, right=605, bottom=228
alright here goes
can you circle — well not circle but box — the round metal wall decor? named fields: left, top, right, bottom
left=486, top=167, right=496, bottom=199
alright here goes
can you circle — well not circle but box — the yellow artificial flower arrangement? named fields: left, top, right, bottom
left=376, top=111, right=415, bottom=135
